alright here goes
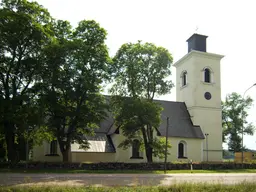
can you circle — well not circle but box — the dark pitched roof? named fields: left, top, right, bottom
left=93, top=96, right=115, bottom=134
left=155, top=100, right=204, bottom=139
left=71, top=133, right=115, bottom=153
left=96, top=111, right=114, bottom=133
left=76, top=98, right=204, bottom=153
left=95, top=96, right=204, bottom=139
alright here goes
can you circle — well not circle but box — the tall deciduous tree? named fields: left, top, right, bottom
left=0, top=0, right=52, bottom=162
left=222, top=92, right=255, bottom=152
left=110, top=41, right=173, bottom=162
left=40, top=19, right=111, bottom=162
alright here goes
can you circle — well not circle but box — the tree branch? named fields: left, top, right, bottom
left=20, top=71, right=34, bottom=96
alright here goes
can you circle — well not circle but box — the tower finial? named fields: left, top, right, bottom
left=195, top=26, right=199, bottom=34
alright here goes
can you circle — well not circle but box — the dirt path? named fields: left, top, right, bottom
left=1, top=173, right=256, bottom=187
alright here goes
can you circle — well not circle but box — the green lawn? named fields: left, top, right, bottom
left=1, top=183, right=256, bottom=192
left=0, top=168, right=256, bottom=174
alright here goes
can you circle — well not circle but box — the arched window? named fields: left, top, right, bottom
left=178, top=143, right=184, bottom=158
left=50, top=140, right=58, bottom=154
left=178, top=141, right=187, bottom=158
left=132, top=139, right=140, bottom=158
left=204, top=68, right=211, bottom=83
left=181, top=71, right=187, bottom=86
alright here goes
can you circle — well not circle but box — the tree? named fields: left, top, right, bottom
left=110, top=41, right=173, bottom=162
left=0, top=134, right=7, bottom=161
left=40, top=19, right=111, bottom=162
left=0, top=0, right=53, bottom=162
left=222, top=92, right=255, bottom=152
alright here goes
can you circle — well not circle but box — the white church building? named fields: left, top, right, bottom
left=32, top=33, right=224, bottom=163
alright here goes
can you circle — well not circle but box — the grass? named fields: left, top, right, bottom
left=1, top=183, right=256, bottom=192
left=1, top=168, right=256, bottom=174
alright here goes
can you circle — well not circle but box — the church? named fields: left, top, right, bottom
left=32, top=33, right=224, bottom=163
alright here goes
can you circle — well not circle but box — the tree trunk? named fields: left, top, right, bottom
left=5, top=131, right=16, bottom=163
left=62, top=149, right=70, bottom=162
left=146, top=146, right=153, bottom=163
left=58, top=139, right=71, bottom=162
left=17, top=135, right=26, bottom=161
left=141, top=126, right=153, bottom=163
left=3, top=103, right=18, bottom=163
left=3, top=119, right=17, bottom=163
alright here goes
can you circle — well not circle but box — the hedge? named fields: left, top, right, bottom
left=0, top=162, right=256, bottom=170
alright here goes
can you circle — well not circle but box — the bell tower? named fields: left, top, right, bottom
left=173, top=33, right=224, bottom=162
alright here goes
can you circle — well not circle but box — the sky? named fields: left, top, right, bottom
left=35, top=0, right=256, bottom=150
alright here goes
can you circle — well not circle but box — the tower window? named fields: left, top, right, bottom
left=204, top=68, right=211, bottom=83
left=178, top=141, right=187, bottom=158
left=181, top=71, right=187, bottom=86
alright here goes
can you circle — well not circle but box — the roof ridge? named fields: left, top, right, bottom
left=103, top=94, right=180, bottom=104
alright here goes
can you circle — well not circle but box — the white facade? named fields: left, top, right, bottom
left=174, top=50, right=224, bottom=162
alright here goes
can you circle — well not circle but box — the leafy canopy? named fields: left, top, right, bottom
left=222, top=92, right=255, bottom=152
left=110, top=41, right=173, bottom=162
left=40, top=19, right=111, bottom=161
left=0, top=0, right=53, bottom=162
left=110, top=41, right=173, bottom=99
